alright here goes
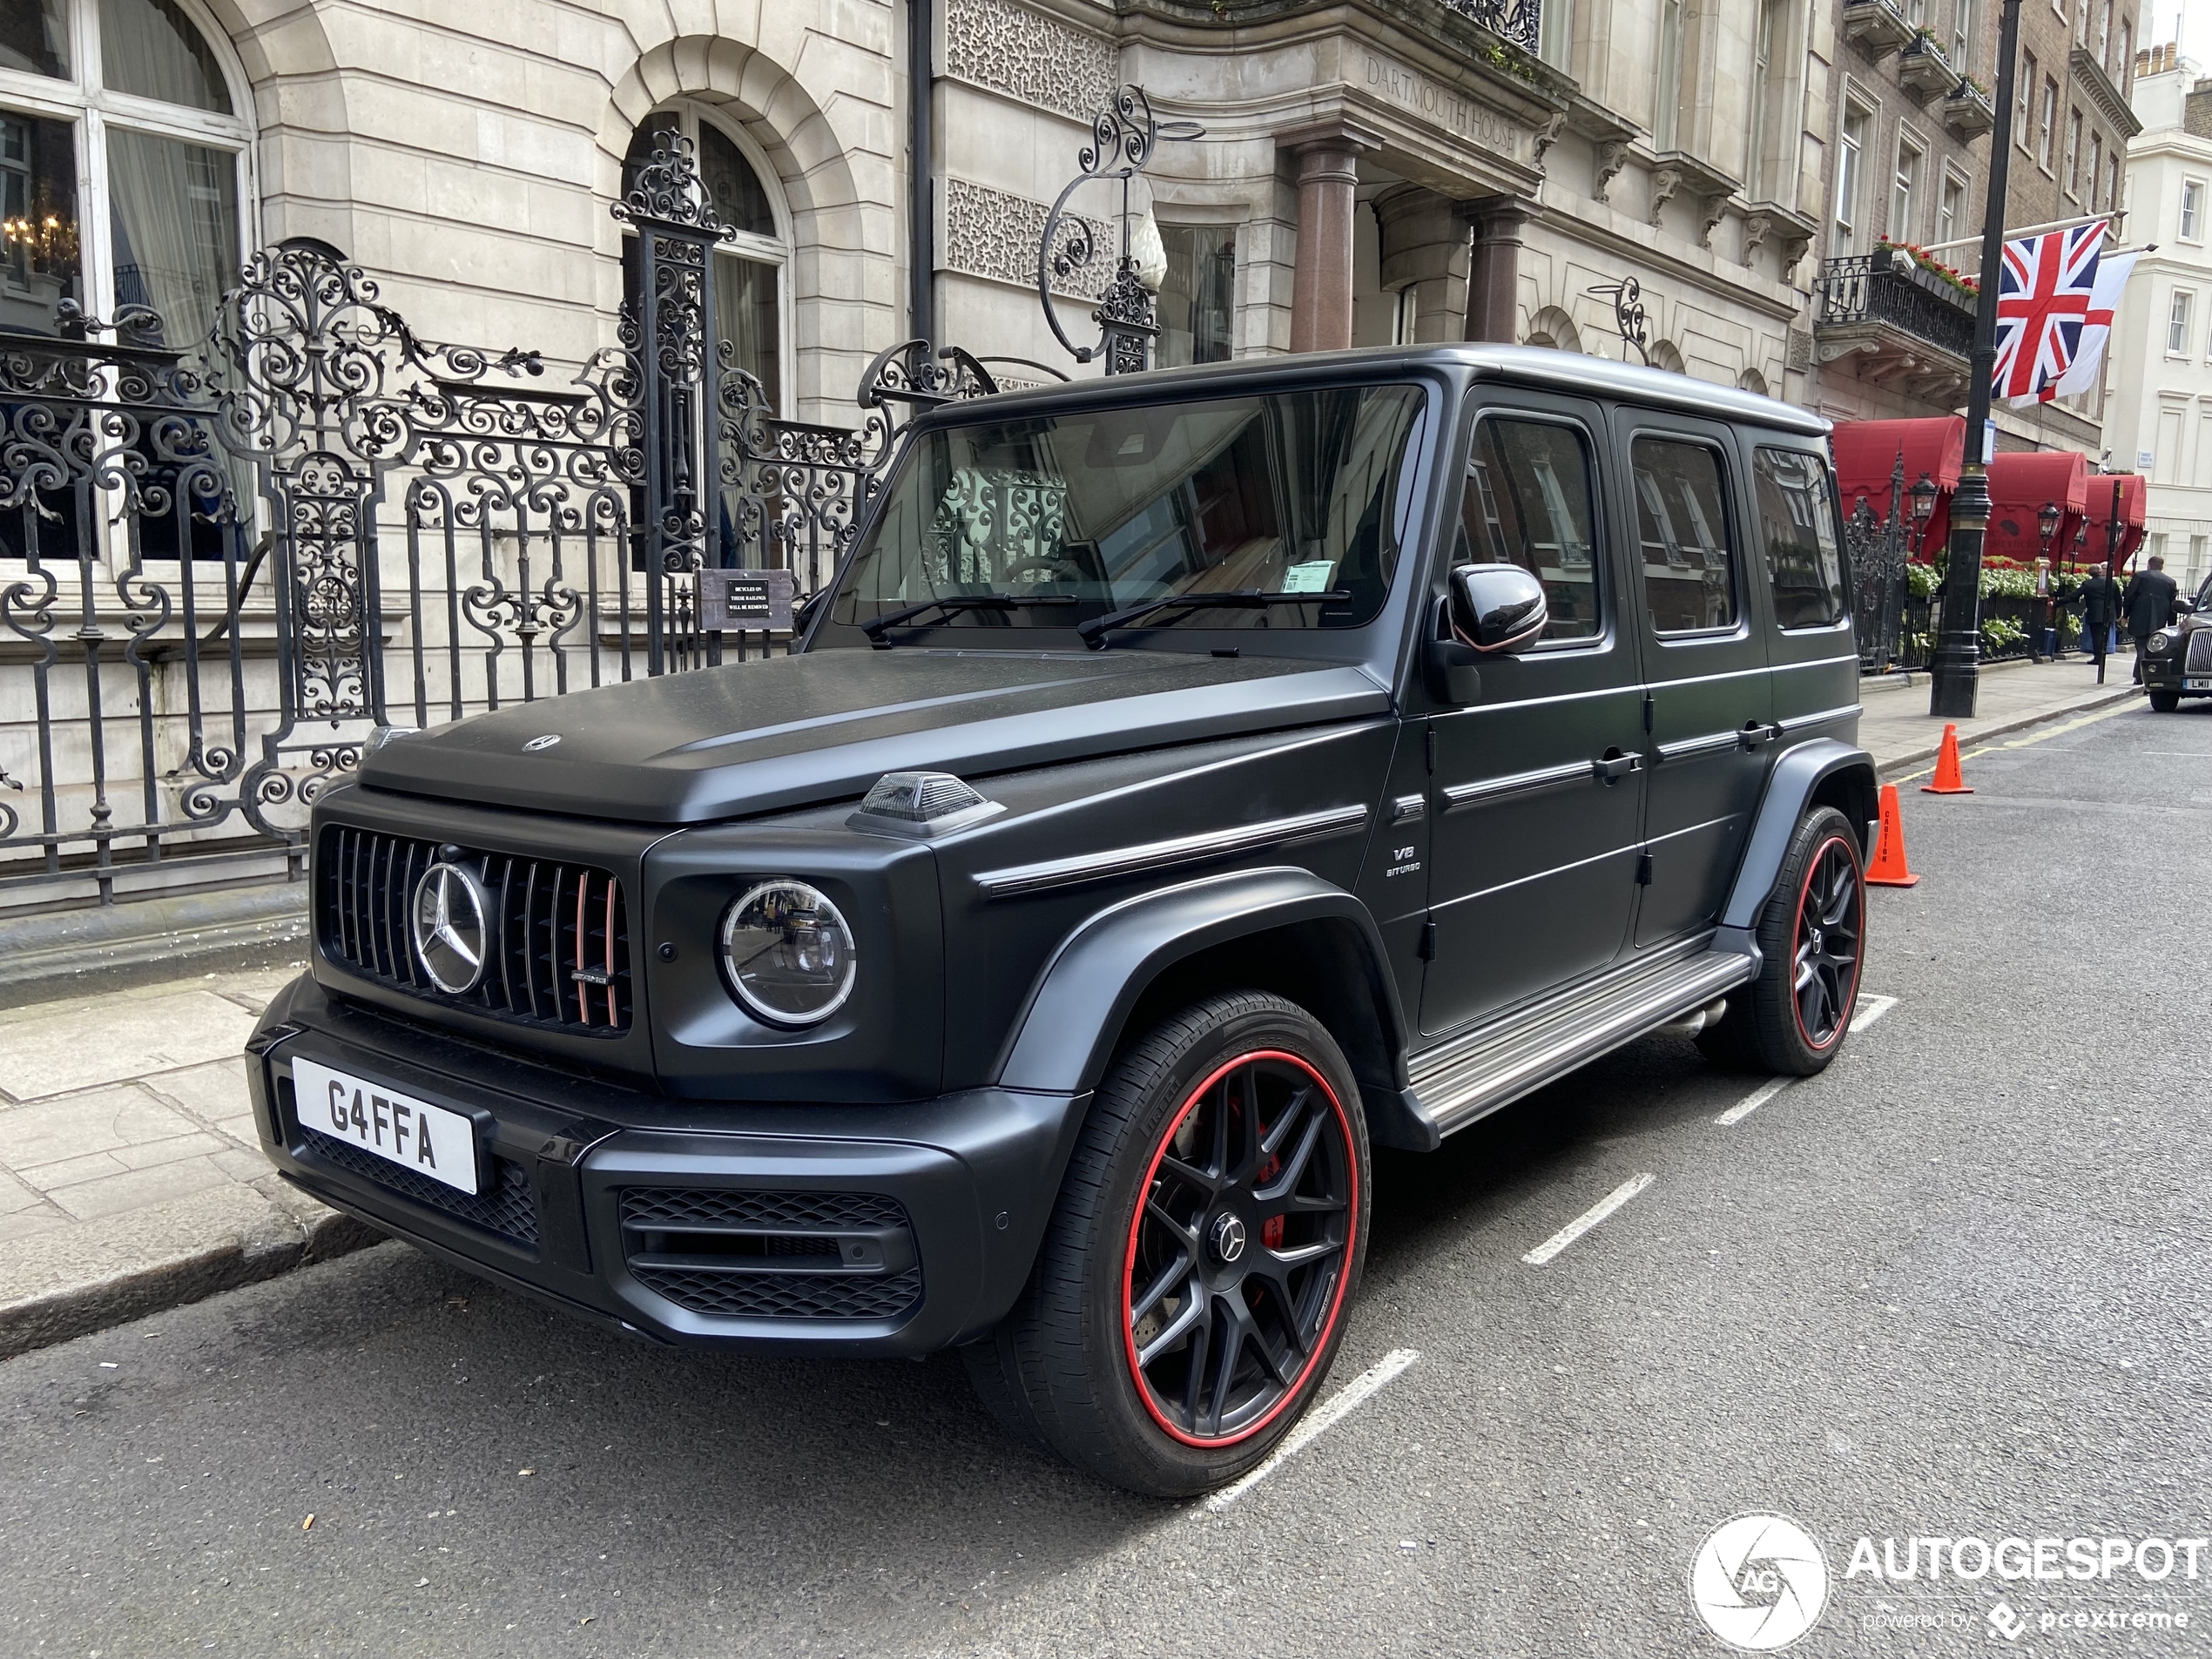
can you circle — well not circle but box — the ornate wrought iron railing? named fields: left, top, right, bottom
left=1440, top=0, right=1541, bottom=51
left=1815, top=252, right=1976, bottom=361
left=0, top=140, right=971, bottom=909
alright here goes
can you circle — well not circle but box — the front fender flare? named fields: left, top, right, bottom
left=1720, top=738, right=1878, bottom=935
left=994, top=864, right=1410, bottom=1103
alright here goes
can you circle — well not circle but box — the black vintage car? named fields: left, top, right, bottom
left=246, top=346, right=1875, bottom=1495
left=2139, top=573, right=2212, bottom=711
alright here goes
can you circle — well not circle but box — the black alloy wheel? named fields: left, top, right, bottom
left=1789, top=834, right=1863, bottom=1051
left=962, top=990, right=1371, bottom=1496
left=1697, top=804, right=1868, bottom=1077
left=1123, top=1050, right=1357, bottom=1446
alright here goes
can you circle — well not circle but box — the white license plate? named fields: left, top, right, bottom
left=291, top=1056, right=481, bottom=1195
left=2187, top=678, right=2212, bottom=691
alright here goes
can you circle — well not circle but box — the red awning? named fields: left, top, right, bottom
left=1831, top=417, right=1964, bottom=558
left=2081, top=472, right=2148, bottom=568
left=1985, top=450, right=2088, bottom=563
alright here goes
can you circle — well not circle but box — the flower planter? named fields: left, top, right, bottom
left=1898, top=36, right=1957, bottom=100
left=1943, top=79, right=1997, bottom=136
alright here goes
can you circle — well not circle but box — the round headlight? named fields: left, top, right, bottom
left=718, top=880, right=857, bottom=1027
left=2150, top=631, right=2175, bottom=653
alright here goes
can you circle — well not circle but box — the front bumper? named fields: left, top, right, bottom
left=246, top=974, right=1086, bottom=1355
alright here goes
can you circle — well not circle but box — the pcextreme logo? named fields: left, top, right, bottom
left=1688, top=1513, right=1831, bottom=1651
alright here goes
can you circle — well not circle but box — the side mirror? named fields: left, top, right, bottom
left=1448, top=563, right=1549, bottom=654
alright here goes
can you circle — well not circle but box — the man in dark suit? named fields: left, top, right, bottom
left=2123, top=555, right=2180, bottom=684
left=2078, top=562, right=2119, bottom=683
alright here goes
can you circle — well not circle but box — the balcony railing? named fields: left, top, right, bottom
left=1440, top=0, right=1540, bottom=53
left=1816, top=249, right=1975, bottom=360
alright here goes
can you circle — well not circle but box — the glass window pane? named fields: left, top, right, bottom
left=698, top=123, right=774, bottom=239
left=0, top=109, right=80, bottom=336
left=99, top=0, right=233, bottom=113
left=828, top=386, right=1425, bottom=637
left=1463, top=419, right=1601, bottom=640
left=1633, top=437, right=1738, bottom=632
left=1156, top=224, right=1236, bottom=368
left=1755, top=448, right=1847, bottom=628
left=107, top=125, right=238, bottom=347
left=713, top=251, right=779, bottom=408
left=0, top=0, right=69, bottom=78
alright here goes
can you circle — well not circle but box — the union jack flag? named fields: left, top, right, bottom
left=1993, top=221, right=2106, bottom=403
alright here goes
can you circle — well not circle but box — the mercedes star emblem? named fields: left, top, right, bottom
left=523, top=733, right=561, bottom=752
left=1209, top=1211, right=1248, bottom=1264
left=411, top=860, right=493, bottom=995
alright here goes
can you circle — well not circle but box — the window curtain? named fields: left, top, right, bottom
left=98, top=0, right=232, bottom=112
left=106, top=125, right=235, bottom=346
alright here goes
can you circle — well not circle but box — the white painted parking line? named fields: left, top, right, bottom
left=1204, top=1348, right=1420, bottom=1512
left=1521, top=1174, right=1655, bottom=1266
left=1849, top=994, right=1898, bottom=1034
left=1715, top=1079, right=1791, bottom=1127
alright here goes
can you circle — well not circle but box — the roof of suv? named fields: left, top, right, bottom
left=953, top=343, right=1831, bottom=439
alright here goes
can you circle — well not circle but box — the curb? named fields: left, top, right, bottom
left=0, top=884, right=308, bottom=995
left=1873, top=685, right=2141, bottom=779
left=0, top=1180, right=383, bottom=1361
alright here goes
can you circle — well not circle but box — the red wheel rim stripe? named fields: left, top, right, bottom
left=1119, top=1048, right=1359, bottom=1449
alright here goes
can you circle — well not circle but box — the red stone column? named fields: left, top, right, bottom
left=1280, top=123, right=1378, bottom=354
left=1460, top=194, right=1538, bottom=345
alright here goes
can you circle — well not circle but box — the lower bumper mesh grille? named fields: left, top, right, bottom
left=619, top=1186, right=921, bottom=1323
left=301, top=1125, right=539, bottom=1249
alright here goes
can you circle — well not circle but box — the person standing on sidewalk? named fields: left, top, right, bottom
left=2078, top=562, right=2120, bottom=683
left=2123, top=556, right=2180, bottom=685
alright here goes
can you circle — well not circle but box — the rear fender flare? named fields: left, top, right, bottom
left=1721, top=738, right=1878, bottom=935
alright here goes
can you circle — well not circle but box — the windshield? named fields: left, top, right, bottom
left=819, top=384, right=1427, bottom=644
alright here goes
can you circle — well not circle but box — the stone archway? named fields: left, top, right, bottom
left=597, top=37, right=895, bottom=425
left=1648, top=339, right=1687, bottom=375
left=1526, top=305, right=1582, bottom=354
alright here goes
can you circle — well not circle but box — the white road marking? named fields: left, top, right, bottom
left=1715, top=1079, right=1791, bottom=1126
left=1849, top=994, right=1899, bottom=1033
left=1521, top=1174, right=1655, bottom=1265
left=1203, top=1348, right=1420, bottom=1512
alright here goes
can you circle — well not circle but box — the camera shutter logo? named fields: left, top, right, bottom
left=412, top=861, right=493, bottom=995
left=1688, top=1513, right=1830, bottom=1651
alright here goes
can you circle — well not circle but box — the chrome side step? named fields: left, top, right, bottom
left=1406, top=937, right=1759, bottom=1140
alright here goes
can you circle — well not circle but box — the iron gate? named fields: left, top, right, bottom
left=1844, top=451, right=1912, bottom=676
left=0, top=138, right=983, bottom=908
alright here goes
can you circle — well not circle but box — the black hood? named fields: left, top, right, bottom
left=359, top=649, right=1393, bottom=825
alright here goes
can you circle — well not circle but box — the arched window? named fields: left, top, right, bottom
left=1739, top=368, right=1771, bottom=397
left=624, top=107, right=790, bottom=415
left=0, top=0, right=252, bottom=345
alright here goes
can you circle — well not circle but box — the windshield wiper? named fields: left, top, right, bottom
left=859, top=591, right=1078, bottom=644
left=1076, top=589, right=1352, bottom=650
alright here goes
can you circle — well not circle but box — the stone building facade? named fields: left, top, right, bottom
left=2099, top=47, right=2212, bottom=592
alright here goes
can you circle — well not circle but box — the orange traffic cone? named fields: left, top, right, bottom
left=1920, top=723, right=1973, bottom=794
left=1865, top=784, right=1920, bottom=887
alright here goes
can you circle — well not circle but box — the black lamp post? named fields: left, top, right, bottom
left=1909, top=472, right=1939, bottom=550
left=2037, top=500, right=2060, bottom=554
left=1931, top=0, right=2027, bottom=718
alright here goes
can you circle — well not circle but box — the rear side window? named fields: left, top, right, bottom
left=1632, top=438, right=1738, bottom=634
left=1462, top=417, right=1602, bottom=640
left=1754, top=448, right=1848, bottom=629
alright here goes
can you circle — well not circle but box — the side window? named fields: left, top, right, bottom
left=1462, top=418, right=1602, bottom=640
left=1754, top=447, right=1849, bottom=629
left=1632, top=438, right=1738, bottom=634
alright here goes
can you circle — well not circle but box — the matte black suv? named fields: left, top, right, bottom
left=246, top=345, right=1876, bottom=1496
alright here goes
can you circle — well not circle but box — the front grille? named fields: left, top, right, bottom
left=318, top=826, right=632, bottom=1035
left=300, top=1124, right=540, bottom=1248
left=619, top=1186, right=922, bottom=1324
left=633, top=1264, right=924, bottom=1320
left=2187, top=629, right=2212, bottom=675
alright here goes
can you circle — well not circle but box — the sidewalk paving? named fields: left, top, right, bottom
left=0, top=963, right=374, bottom=1359
left=0, top=656, right=2143, bottom=1360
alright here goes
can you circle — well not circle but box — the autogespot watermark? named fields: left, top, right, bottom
left=1688, top=1519, right=2203, bottom=1650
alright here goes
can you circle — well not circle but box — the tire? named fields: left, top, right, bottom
left=968, top=990, right=1372, bottom=1496
left=2149, top=688, right=2182, bottom=712
left=1696, top=806, right=1866, bottom=1078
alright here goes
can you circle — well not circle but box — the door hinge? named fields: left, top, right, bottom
left=1642, top=692, right=1656, bottom=734
left=1635, top=850, right=1654, bottom=886
left=1418, top=918, right=1437, bottom=960
left=1424, top=723, right=1437, bottom=774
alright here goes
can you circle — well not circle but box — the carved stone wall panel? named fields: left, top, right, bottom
left=945, top=0, right=1117, bottom=120
left=943, top=177, right=1109, bottom=299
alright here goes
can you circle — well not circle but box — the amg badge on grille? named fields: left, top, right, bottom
left=412, top=860, right=494, bottom=995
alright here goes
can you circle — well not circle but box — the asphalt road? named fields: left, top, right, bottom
left=6, top=697, right=2209, bottom=1659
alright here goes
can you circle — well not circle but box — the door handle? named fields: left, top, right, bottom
left=1593, top=750, right=1642, bottom=782
left=1739, top=721, right=1781, bottom=750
